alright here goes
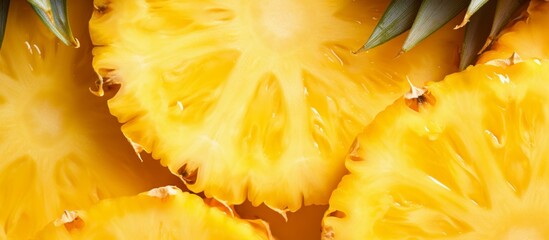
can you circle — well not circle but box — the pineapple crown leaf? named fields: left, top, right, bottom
left=456, top=0, right=490, bottom=28
left=27, top=0, right=79, bottom=48
left=460, top=0, right=526, bottom=70
left=460, top=0, right=495, bottom=70
left=402, top=0, right=468, bottom=52
left=0, top=0, right=9, bottom=49
left=489, top=0, right=527, bottom=41
left=363, top=0, right=529, bottom=71
left=357, top=0, right=421, bottom=52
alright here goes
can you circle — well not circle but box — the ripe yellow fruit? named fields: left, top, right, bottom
left=322, top=59, right=549, bottom=239
left=36, top=186, right=273, bottom=239
left=89, top=0, right=463, bottom=211
left=0, top=1, right=178, bottom=238
left=478, top=0, right=549, bottom=63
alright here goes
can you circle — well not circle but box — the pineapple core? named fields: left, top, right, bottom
left=22, top=93, right=69, bottom=146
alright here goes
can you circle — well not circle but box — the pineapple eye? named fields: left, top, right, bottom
left=94, top=3, right=111, bottom=15
left=54, top=211, right=85, bottom=232
left=404, top=91, right=436, bottom=112
left=178, top=164, right=198, bottom=185
left=403, top=78, right=436, bottom=112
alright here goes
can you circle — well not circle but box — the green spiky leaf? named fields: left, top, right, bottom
left=402, top=0, right=468, bottom=52
left=0, top=0, right=9, bottom=49
left=460, top=0, right=495, bottom=70
left=359, top=0, right=422, bottom=52
left=27, top=0, right=78, bottom=47
left=486, top=0, right=526, bottom=45
left=359, top=0, right=528, bottom=72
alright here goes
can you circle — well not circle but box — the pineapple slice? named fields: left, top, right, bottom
left=0, top=1, right=178, bottom=239
left=89, top=0, right=463, bottom=211
left=36, top=186, right=272, bottom=239
left=322, top=59, right=549, bottom=239
left=478, top=0, right=549, bottom=63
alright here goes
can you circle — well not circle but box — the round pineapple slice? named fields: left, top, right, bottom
left=89, top=0, right=463, bottom=210
left=0, top=1, right=178, bottom=239
left=322, top=59, right=549, bottom=239
left=478, top=0, right=549, bottom=63
left=36, top=186, right=272, bottom=239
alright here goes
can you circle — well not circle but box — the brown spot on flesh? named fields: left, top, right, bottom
left=178, top=164, right=198, bottom=184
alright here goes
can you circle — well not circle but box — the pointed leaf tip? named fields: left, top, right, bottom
left=478, top=0, right=526, bottom=58
left=27, top=0, right=78, bottom=47
left=402, top=0, right=468, bottom=53
left=460, top=0, right=496, bottom=70
left=456, top=0, right=490, bottom=29
left=489, top=0, right=526, bottom=39
left=359, top=0, right=422, bottom=52
left=454, top=13, right=471, bottom=29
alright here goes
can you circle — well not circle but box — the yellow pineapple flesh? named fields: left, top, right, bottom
left=322, top=59, right=549, bottom=239
left=0, top=1, right=179, bottom=238
left=89, top=0, right=463, bottom=211
left=36, top=186, right=272, bottom=239
left=478, top=0, right=549, bottom=63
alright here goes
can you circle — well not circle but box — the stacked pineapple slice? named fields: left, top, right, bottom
left=323, top=0, right=549, bottom=239
left=36, top=186, right=272, bottom=239
left=0, top=0, right=184, bottom=238
left=322, top=59, right=549, bottom=239
left=89, top=0, right=463, bottom=212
